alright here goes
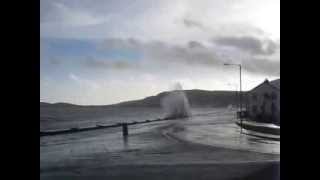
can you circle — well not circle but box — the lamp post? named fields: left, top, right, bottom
left=227, top=83, right=238, bottom=112
left=224, top=63, right=243, bottom=134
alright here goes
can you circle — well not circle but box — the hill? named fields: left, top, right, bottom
left=114, top=90, right=240, bottom=108
left=41, top=89, right=243, bottom=109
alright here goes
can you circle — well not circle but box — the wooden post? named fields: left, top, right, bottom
left=122, top=123, right=128, bottom=137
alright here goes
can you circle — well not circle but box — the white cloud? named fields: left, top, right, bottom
left=41, top=0, right=280, bottom=42
left=69, top=73, right=100, bottom=90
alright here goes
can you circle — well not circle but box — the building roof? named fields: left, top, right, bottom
left=250, top=79, right=280, bottom=92
left=269, top=79, right=280, bottom=89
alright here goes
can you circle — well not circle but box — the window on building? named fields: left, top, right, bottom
left=271, top=92, right=277, bottom=100
left=264, top=93, right=270, bottom=99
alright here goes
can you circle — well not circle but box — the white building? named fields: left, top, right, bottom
left=246, top=79, right=280, bottom=125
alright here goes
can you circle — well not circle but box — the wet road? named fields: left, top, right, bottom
left=168, top=111, right=280, bottom=154
left=40, top=109, right=280, bottom=179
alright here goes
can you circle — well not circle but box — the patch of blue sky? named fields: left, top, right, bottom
left=102, top=48, right=141, bottom=61
left=42, top=38, right=142, bottom=62
left=41, top=38, right=143, bottom=82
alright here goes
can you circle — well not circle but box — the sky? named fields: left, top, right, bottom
left=40, top=0, right=280, bottom=105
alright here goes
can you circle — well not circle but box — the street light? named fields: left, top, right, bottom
left=224, top=63, right=243, bottom=134
left=227, top=83, right=238, bottom=112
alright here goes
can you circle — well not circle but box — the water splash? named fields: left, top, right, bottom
left=161, top=83, right=191, bottom=119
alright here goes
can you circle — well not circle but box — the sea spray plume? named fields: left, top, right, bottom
left=161, top=83, right=191, bottom=119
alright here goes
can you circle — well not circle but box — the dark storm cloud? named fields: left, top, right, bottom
left=188, top=41, right=205, bottom=49
left=84, top=57, right=136, bottom=70
left=96, top=38, right=279, bottom=76
left=160, top=44, right=220, bottom=66
left=95, top=38, right=221, bottom=69
left=214, top=36, right=278, bottom=55
left=101, top=38, right=142, bottom=51
left=183, top=18, right=205, bottom=29
left=243, top=58, right=280, bottom=76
